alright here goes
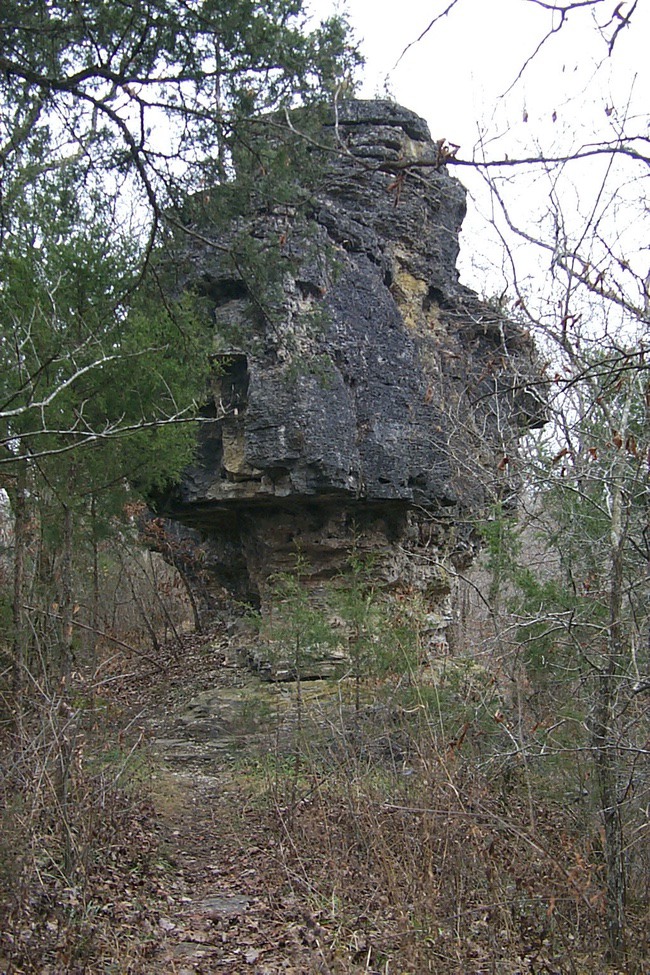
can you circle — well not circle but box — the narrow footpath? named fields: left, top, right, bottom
left=133, top=625, right=349, bottom=975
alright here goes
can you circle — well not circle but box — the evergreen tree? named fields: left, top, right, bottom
left=0, top=0, right=358, bottom=696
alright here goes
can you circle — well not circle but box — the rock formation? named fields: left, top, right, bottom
left=158, top=100, right=544, bottom=647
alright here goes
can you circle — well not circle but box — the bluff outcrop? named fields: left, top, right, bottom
left=160, top=100, right=543, bottom=641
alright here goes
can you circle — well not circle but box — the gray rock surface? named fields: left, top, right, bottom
left=159, top=100, right=544, bottom=635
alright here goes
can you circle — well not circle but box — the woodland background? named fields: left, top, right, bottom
left=0, top=2, right=647, bottom=972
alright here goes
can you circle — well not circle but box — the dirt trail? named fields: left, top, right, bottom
left=138, top=627, right=343, bottom=975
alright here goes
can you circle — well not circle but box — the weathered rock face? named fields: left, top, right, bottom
left=160, top=100, right=543, bottom=631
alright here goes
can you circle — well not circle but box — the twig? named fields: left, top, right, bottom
left=22, top=605, right=167, bottom=672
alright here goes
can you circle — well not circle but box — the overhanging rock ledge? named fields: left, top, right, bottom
left=157, top=100, right=545, bottom=644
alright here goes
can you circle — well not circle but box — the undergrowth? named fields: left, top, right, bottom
left=0, top=688, right=165, bottom=974
left=1, top=624, right=647, bottom=974
left=246, top=673, right=649, bottom=975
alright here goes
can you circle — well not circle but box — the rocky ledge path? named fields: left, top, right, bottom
left=128, top=624, right=354, bottom=975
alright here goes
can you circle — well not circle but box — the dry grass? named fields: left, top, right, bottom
left=242, top=678, right=649, bottom=975
left=1, top=621, right=647, bottom=974
left=0, top=692, right=169, bottom=974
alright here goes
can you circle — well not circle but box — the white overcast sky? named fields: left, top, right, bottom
left=307, top=1, right=650, bottom=303
left=310, top=0, right=648, bottom=148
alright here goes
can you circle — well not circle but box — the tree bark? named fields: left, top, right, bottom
left=10, top=458, right=29, bottom=731
left=59, top=501, right=74, bottom=680
left=593, top=440, right=627, bottom=961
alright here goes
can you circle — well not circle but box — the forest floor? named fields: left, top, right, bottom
left=2, top=623, right=648, bottom=974
left=128, top=624, right=358, bottom=975
left=110, top=624, right=648, bottom=975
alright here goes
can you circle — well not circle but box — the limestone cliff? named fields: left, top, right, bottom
left=159, top=100, right=544, bottom=638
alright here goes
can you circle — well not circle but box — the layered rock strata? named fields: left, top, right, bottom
left=159, top=100, right=544, bottom=647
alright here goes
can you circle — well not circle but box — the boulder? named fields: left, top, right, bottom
left=158, top=100, right=544, bottom=642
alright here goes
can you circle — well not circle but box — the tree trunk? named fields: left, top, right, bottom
left=59, top=501, right=74, bottom=680
left=593, top=658, right=625, bottom=960
left=594, top=449, right=627, bottom=961
left=91, top=494, right=100, bottom=668
left=10, top=459, right=29, bottom=732
left=174, top=560, right=204, bottom=634
left=57, top=499, right=78, bottom=879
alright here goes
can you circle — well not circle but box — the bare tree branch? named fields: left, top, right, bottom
left=393, top=0, right=463, bottom=69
